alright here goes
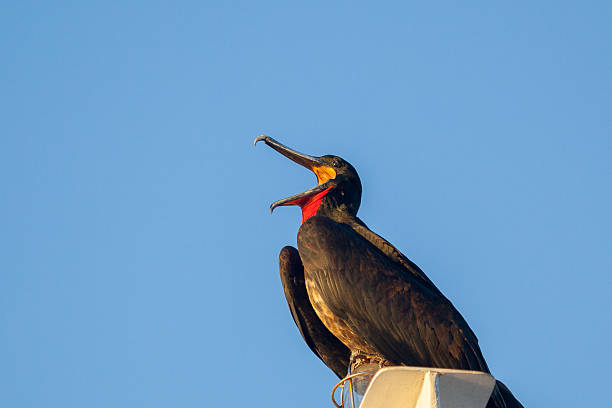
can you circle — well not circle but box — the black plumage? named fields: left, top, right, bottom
left=256, top=135, right=523, bottom=408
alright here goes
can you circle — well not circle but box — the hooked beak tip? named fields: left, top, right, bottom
left=254, top=134, right=268, bottom=146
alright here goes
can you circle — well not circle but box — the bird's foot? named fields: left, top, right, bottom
left=349, top=350, right=389, bottom=375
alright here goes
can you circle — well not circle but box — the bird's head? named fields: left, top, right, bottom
left=255, top=135, right=362, bottom=223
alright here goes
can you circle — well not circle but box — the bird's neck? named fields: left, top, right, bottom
left=312, top=206, right=360, bottom=226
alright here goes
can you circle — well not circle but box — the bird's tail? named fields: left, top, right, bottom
left=486, top=380, right=524, bottom=408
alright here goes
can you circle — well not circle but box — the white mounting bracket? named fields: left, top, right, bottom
left=359, top=366, right=495, bottom=408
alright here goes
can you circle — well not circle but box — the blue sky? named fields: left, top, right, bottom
left=2, top=2, right=611, bottom=407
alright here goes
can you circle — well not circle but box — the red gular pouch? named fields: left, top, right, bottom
left=282, top=186, right=333, bottom=224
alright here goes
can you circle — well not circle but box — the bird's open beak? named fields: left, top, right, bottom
left=254, top=135, right=336, bottom=212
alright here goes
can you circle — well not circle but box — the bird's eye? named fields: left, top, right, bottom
left=332, top=159, right=342, bottom=167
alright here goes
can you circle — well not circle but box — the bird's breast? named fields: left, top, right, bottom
left=304, top=275, right=378, bottom=355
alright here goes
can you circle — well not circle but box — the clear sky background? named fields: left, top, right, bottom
left=2, top=2, right=611, bottom=407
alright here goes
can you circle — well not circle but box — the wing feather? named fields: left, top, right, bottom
left=279, top=246, right=350, bottom=378
left=297, top=217, right=489, bottom=372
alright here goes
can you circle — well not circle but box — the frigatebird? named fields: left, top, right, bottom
left=255, top=135, right=523, bottom=408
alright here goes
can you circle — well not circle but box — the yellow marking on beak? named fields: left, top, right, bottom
left=313, top=166, right=337, bottom=185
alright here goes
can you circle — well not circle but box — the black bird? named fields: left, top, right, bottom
left=255, top=135, right=523, bottom=408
